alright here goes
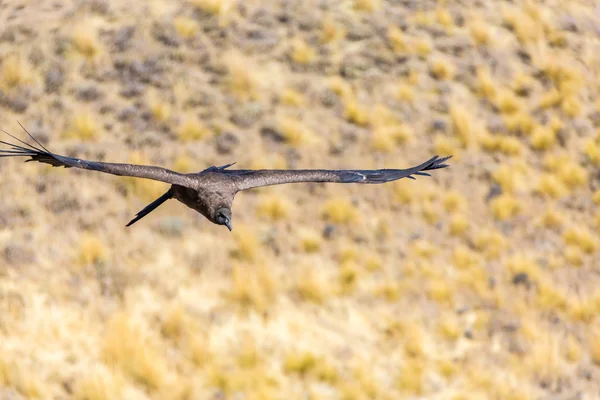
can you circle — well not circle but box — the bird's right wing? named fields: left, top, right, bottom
left=0, top=125, right=196, bottom=187
left=230, top=155, right=451, bottom=191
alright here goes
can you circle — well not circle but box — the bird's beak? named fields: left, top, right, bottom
left=225, top=219, right=232, bottom=231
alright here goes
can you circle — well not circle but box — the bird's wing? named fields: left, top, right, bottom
left=229, top=155, right=451, bottom=191
left=0, top=125, right=196, bottom=187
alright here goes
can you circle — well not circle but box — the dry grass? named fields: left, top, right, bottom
left=63, top=112, right=101, bottom=141
left=1, top=0, right=600, bottom=399
left=177, top=114, right=210, bottom=142
left=103, top=312, right=168, bottom=390
left=173, top=16, right=199, bottom=38
left=0, top=54, right=32, bottom=89
left=71, top=24, right=103, bottom=59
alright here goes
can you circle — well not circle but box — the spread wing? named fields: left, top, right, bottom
left=0, top=125, right=196, bottom=187
left=230, top=155, right=451, bottom=191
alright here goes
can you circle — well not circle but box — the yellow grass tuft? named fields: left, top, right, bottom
left=296, top=267, right=328, bottom=303
left=103, top=312, right=167, bottom=390
left=375, top=281, right=401, bottom=302
left=283, top=351, right=318, bottom=376
left=277, top=116, right=315, bottom=146
left=452, top=245, right=481, bottom=270
left=535, top=173, right=567, bottom=198
left=506, top=254, right=542, bottom=281
left=397, top=83, right=415, bottom=103
left=589, top=327, right=600, bottom=366
left=411, top=239, right=437, bottom=260
left=256, top=194, right=292, bottom=221
left=147, top=90, right=172, bottom=123
left=392, top=183, right=416, bottom=204
left=428, top=278, right=455, bottom=304
left=539, top=89, right=562, bottom=109
left=402, top=322, right=425, bottom=358
left=298, top=229, right=321, bottom=253
left=322, top=198, right=359, bottom=224
left=74, top=366, right=124, bottom=400
left=376, top=125, right=413, bottom=153
left=564, top=334, right=582, bottom=363
left=538, top=207, right=564, bottom=229
left=504, top=112, right=535, bottom=135
left=172, top=155, right=195, bottom=173
left=435, top=134, right=461, bottom=157
left=593, top=189, right=600, bottom=205
left=443, top=191, right=467, bottom=213
left=187, top=332, right=210, bottom=367
left=320, top=15, right=345, bottom=43
left=437, top=359, right=458, bottom=379
left=339, top=260, right=359, bottom=294
left=563, top=227, right=598, bottom=254
left=535, top=278, right=568, bottom=311
left=189, top=0, right=232, bottom=17
left=178, top=114, right=211, bottom=141
left=397, top=359, right=425, bottom=395
left=353, top=0, right=380, bottom=12
left=0, top=54, right=32, bottom=89
left=173, top=16, right=199, bottom=38
left=557, top=160, right=588, bottom=189
left=584, top=139, right=600, bottom=165
left=473, top=229, right=506, bottom=259
left=223, top=52, right=262, bottom=101
left=161, top=304, right=187, bottom=340
left=502, top=6, right=545, bottom=44
left=329, top=76, right=353, bottom=99
left=490, top=194, right=522, bottom=220
left=0, top=357, right=43, bottom=398
left=63, top=112, right=101, bottom=141
left=430, top=58, right=455, bottom=80
left=561, top=96, right=582, bottom=117
left=470, top=20, right=492, bottom=46
left=567, top=296, right=597, bottom=322
left=436, top=8, right=454, bottom=28
left=421, top=200, right=441, bottom=225
left=72, top=24, right=102, bottom=59
left=493, top=163, right=527, bottom=194
left=495, top=90, right=523, bottom=114
left=388, top=27, right=408, bottom=53
left=227, top=262, right=278, bottom=312
left=232, top=225, right=260, bottom=261
left=438, top=313, right=461, bottom=341
left=530, top=125, right=556, bottom=150
left=450, top=105, right=476, bottom=146
left=290, top=38, right=317, bottom=65
left=413, top=37, right=433, bottom=56
left=78, top=234, right=109, bottom=266
left=344, top=97, right=370, bottom=126
left=449, top=214, right=468, bottom=236
left=279, top=88, right=305, bottom=107
left=476, top=68, right=497, bottom=99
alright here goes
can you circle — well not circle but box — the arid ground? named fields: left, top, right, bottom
left=1, top=0, right=600, bottom=399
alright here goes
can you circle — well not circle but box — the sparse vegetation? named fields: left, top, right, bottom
left=0, top=54, right=32, bottom=89
left=1, top=0, right=598, bottom=399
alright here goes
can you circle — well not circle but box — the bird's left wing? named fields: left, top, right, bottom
left=230, top=155, right=451, bottom=191
left=0, top=126, right=196, bottom=187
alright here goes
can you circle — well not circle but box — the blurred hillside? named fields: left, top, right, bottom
left=1, top=0, right=600, bottom=399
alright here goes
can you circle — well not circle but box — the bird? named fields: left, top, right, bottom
left=0, top=124, right=451, bottom=231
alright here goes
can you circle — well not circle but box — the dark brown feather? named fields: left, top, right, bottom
left=229, top=155, right=451, bottom=191
left=0, top=130, right=196, bottom=187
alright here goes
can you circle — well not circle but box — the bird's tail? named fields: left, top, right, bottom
left=126, top=188, right=174, bottom=227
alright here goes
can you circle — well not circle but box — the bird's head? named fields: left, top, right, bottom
left=214, top=207, right=232, bottom=231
